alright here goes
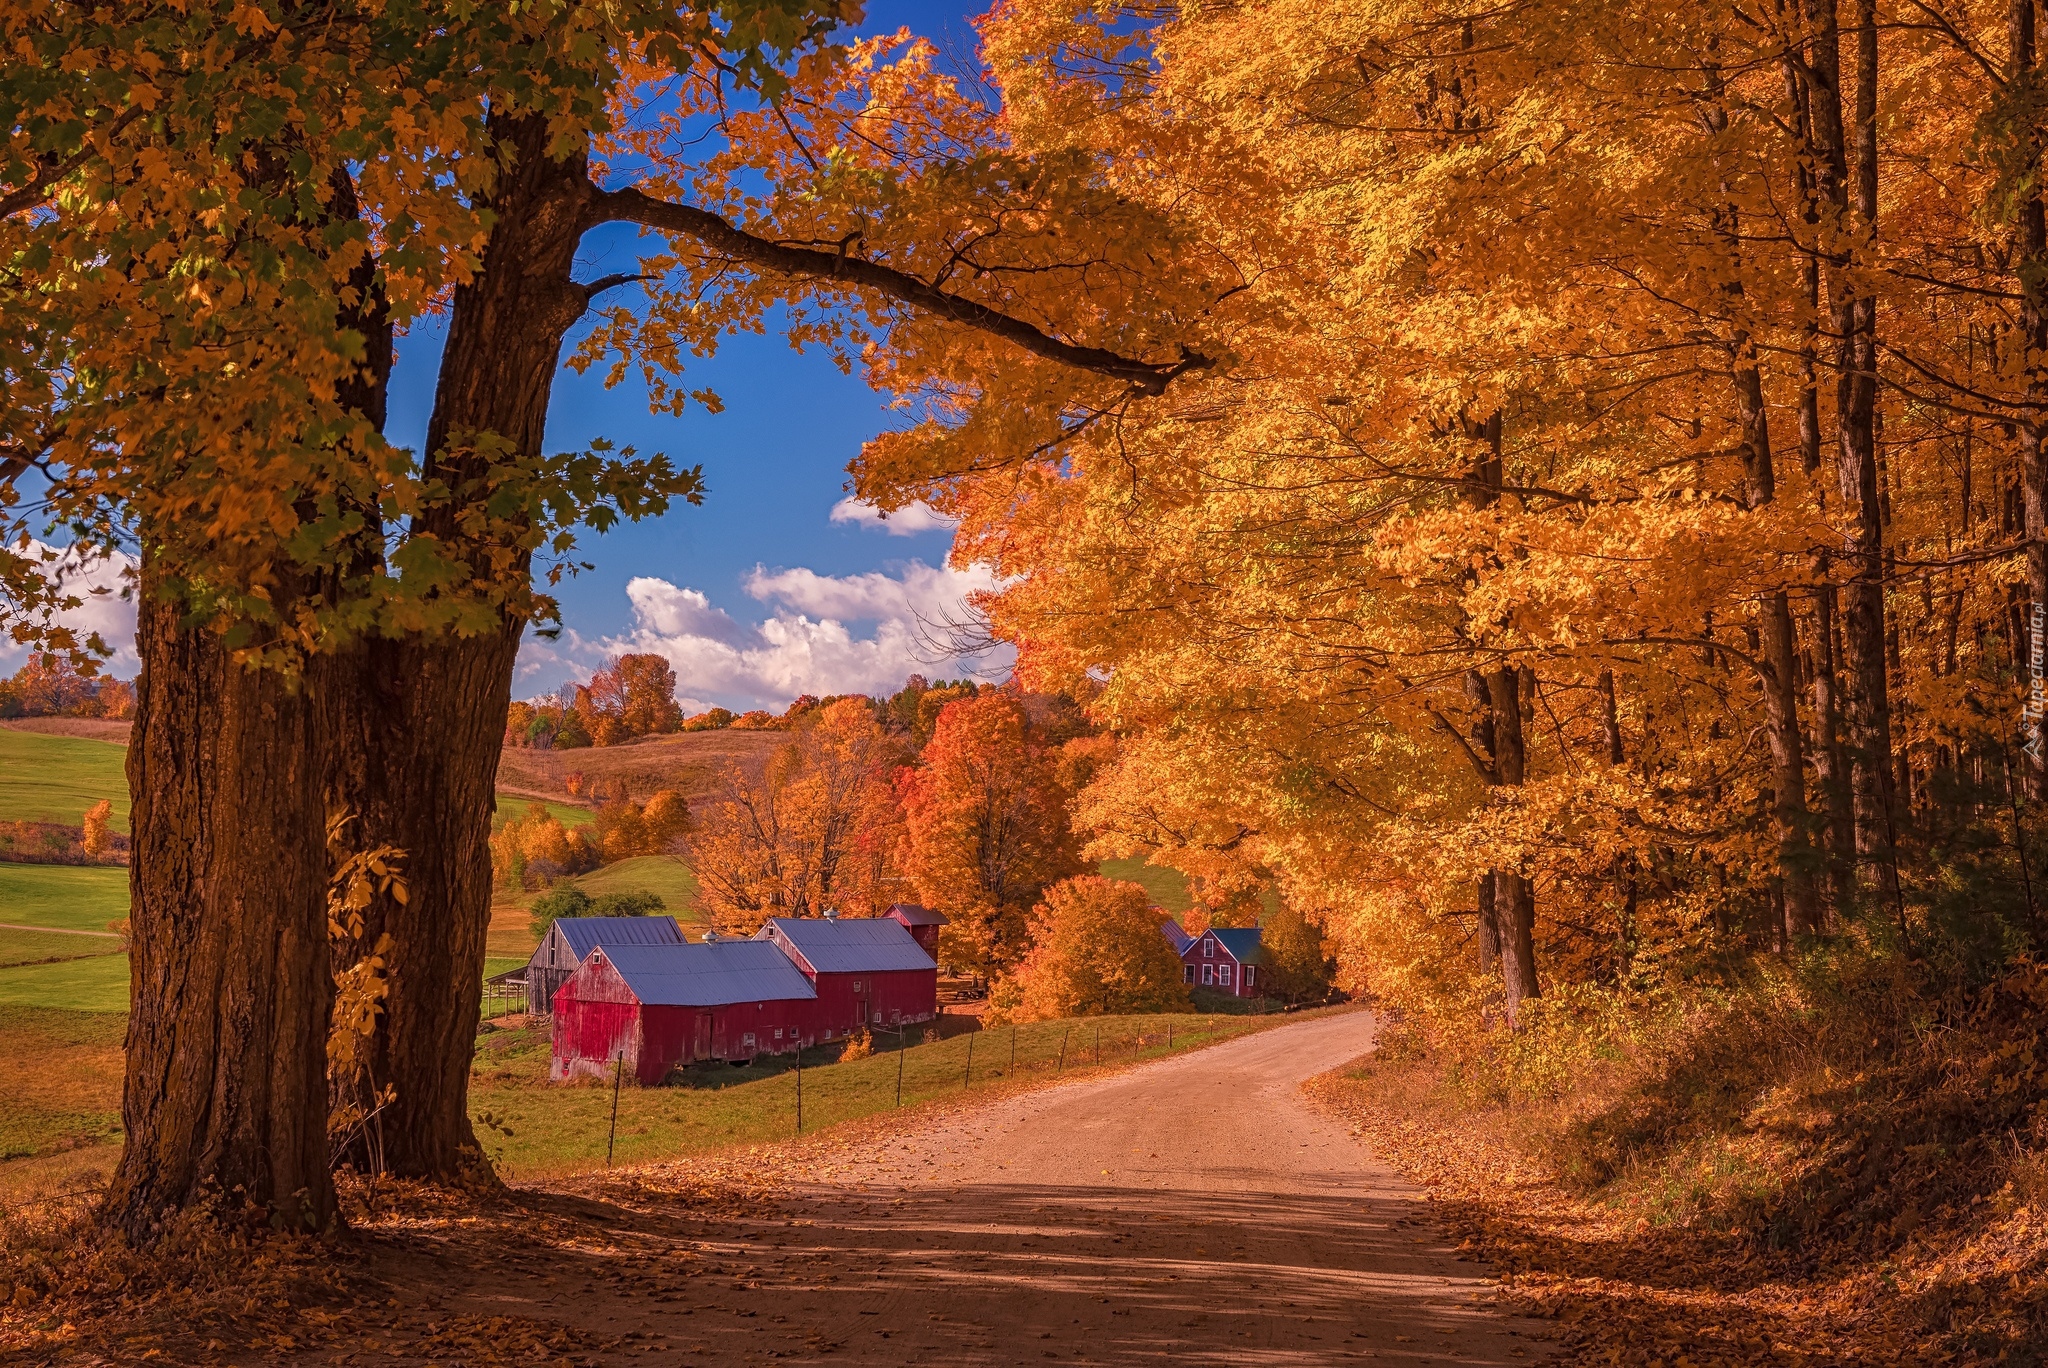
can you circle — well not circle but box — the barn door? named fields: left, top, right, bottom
left=694, top=1011, right=711, bottom=1062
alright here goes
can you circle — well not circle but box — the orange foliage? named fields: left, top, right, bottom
left=897, top=692, right=1082, bottom=983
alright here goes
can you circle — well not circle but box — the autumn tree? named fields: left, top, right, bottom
left=999, top=876, right=1190, bottom=1021
left=80, top=799, right=113, bottom=861
left=897, top=692, right=1082, bottom=983
left=575, top=653, right=685, bottom=745
left=689, top=698, right=907, bottom=932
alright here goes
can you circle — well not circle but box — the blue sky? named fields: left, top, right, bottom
left=396, top=0, right=1005, bottom=712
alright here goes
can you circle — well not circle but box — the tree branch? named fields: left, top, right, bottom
left=595, top=185, right=1212, bottom=395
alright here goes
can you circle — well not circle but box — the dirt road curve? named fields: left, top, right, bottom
left=411, top=1010, right=1550, bottom=1367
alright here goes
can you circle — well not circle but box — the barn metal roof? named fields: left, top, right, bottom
left=555, top=916, right=687, bottom=961
left=1204, top=927, right=1265, bottom=964
left=759, top=916, right=939, bottom=974
left=885, top=902, right=948, bottom=925
left=1161, top=919, right=1195, bottom=955
left=594, top=941, right=818, bottom=1007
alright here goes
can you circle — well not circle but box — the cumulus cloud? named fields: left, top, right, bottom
left=828, top=496, right=957, bottom=537
left=0, top=541, right=138, bottom=674
left=515, top=559, right=1011, bottom=713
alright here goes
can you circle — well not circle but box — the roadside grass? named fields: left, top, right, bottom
left=0, top=1007, right=124, bottom=1199
left=0, top=953, right=129, bottom=1013
left=0, top=863, right=130, bottom=933
left=468, top=1009, right=1303, bottom=1179
left=0, top=729, right=129, bottom=832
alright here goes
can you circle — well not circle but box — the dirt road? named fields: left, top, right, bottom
left=389, top=1009, right=1549, bottom=1367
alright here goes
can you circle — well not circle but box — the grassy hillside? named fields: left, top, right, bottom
left=491, top=795, right=594, bottom=829
left=0, top=727, right=129, bottom=831
left=496, top=728, right=785, bottom=806
left=0, top=863, right=129, bottom=933
left=1098, top=857, right=1192, bottom=913
left=0, top=953, right=129, bottom=1013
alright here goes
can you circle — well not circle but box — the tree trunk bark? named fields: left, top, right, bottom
left=334, top=112, right=599, bottom=1178
left=1805, top=0, right=1893, bottom=885
left=106, top=560, right=334, bottom=1239
left=1812, top=569, right=1856, bottom=913
left=1762, top=591, right=1821, bottom=936
left=1485, top=665, right=1539, bottom=1017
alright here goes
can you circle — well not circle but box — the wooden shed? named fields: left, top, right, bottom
left=883, top=902, right=948, bottom=960
left=756, top=913, right=939, bottom=1038
left=550, top=940, right=818, bottom=1085
left=524, top=915, right=685, bottom=1015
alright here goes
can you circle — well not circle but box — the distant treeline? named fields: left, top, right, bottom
left=0, top=654, right=134, bottom=720
left=504, top=659, right=980, bottom=751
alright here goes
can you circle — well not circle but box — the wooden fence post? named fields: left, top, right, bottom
left=606, top=1050, right=623, bottom=1168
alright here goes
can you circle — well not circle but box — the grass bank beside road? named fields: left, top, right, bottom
left=1310, top=955, right=2048, bottom=1367
left=474, top=1008, right=1314, bottom=1179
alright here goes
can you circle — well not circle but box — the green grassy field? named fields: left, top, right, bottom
left=493, top=794, right=595, bottom=829
left=574, top=855, right=700, bottom=912
left=0, top=862, right=129, bottom=932
left=468, top=1010, right=1300, bottom=1177
left=0, top=951, right=129, bottom=1012
left=0, top=926, right=123, bottom=967
left=0, top=728, right=130, bottom=831
left=0, top=1006, right=124, bottom=1164
left=1099, top=857, right=1193, bottom=913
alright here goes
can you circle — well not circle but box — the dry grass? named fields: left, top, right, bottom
left=0, top=718, right=130, bottom=743
left=0, top=1008, right=124, bottom=1183
left=496, top=729, right=784, bottom=805
left=1312, top=957, right=2048, bottom=1366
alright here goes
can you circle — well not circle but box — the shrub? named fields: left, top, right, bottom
left=529, top=886, right=593, bottom=940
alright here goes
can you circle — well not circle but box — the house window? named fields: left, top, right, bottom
left=1183, top=965, right=1195, bottom=984
left=1201, top=964, right=1214, bottom=986
left=1243, top=966, right=1256, bottom=988
left=1202, top=940, right=1214, bottom=958
left=1217, top=964, right=1233, bottom=986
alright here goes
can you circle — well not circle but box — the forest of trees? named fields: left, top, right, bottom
left=3, top=0, right=2045, bottom=1325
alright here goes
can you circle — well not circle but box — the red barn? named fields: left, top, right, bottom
left=883, top=903, right=947, bottom=960
left=1179, top=926, right=1266, bottom=998
left=551, top=940, right=818, bottom=1084
left=756, top=914, right=938, bottom=1037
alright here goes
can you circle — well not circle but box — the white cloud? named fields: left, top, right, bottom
left=0, top=541, right=138, bottom=675
left=516, top=560, right=1012, bottom=712
left=828, top=496, right=957, bottom=537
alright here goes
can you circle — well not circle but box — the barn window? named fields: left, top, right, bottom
left=774, top=1027, right=784, bottom=1040
left=742, top=1032, right=757, bottom=1050
left=1201, top=964, right=1214, bottom=986
left=853, top=980, right=864, bottom=992
left=1217, top=964, right=1233, bottom=986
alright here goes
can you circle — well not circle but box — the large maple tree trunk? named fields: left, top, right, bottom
left=337, top=113, right=597, bottom=1178
left=106, top=562, right=334, bottom=1238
